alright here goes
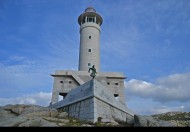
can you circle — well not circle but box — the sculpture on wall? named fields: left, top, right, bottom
left=88, top=65, right=97, bottom=79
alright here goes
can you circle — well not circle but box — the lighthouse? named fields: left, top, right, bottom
left=78, top=7, right=103, bottom=72
left=49, top=7, right=134, bottom=123
left=51, top=7, right=127, bottom=107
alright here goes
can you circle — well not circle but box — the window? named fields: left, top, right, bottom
left=87, top=17, right=95, bottom=22
left=115, top=83, right=118, bottom=85
left=88, top=63, right=91, bottom=66
left=89, top=36, right=91, bottom=39
left=69, top=81, right=72, bottom=84
left=88, top=49, right=91, bottom=52
left=60, top=81, right=63, bottom=83
left=114, top=94, right=119, bottom=97
left=107, top=82, right=110, bottom=85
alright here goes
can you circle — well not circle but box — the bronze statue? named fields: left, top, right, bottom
left=88, top=65, right=97, bottom=79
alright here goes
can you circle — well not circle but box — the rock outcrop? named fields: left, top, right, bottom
left=133, top=112, right=190, bottom=127
left=0, top=104, right=59, bottom=127
left=134, top=115, right=176, bottom=127
left=0, top=104, right=189, bottom=127
left=0, top=104, right=119, bottom=127
left=153, top=112, right=190, bottom=127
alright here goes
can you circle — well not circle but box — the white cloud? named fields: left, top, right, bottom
left=0, top=61, right=51, bottom=89
left=125, top=73, right=190, bottom=103
left=126, top=96, right=190, bottom=115
left=9, top=56, right=26, bottom=62
left=0, top=92, right=52, bottom=106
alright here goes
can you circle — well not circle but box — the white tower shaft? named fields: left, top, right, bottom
left=78, top=7, right=103, bottom=72
left=79, top=23, right=100, bottom=71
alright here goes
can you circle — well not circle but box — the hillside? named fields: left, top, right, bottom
left=152, top=112, right=190, bottom=127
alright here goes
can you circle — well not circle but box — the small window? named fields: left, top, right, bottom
left=88, top=63, right=91, bottom=66
left=69, top=81, right=72, bottom=84
left=60, top=81, right=63, bottom=83
left=114, top=94, right=119, bottom=97
left=88, top=49, right=91, bottom=52
left=115, top=83, right=118, bottom=85
left=89, top=36, right=91, bottom=39
left=87, top=17, right=95, bottom=22
left=107, top=82, right=110, bottom=85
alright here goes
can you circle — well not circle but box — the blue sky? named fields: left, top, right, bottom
left=0, top=0, right=190, bottom=115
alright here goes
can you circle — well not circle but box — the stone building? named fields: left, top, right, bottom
left=50, top=7, right=134, bottom=123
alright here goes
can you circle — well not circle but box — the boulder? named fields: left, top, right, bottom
left=19, top=117, right=58, bottom=127
left=57, top=112, right=68, bottom=119
left=20, top=106, right=58, bottom=118
left=126, top=115, right=134, bottom=126
left=134, top=114, right=176, bottom=127
left=0, top=104, right=59, bottom=127
left=4, top=104, right=31, bottom=115
left=0, top=116, right=28, bottom=127
left=0, top=108, right=17, bottom=121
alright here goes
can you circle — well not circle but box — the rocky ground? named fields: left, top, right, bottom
left=0, top=104, right=189, bottom=127
left=0, top=104, right=120, bottom=127
left=152, top=112, right=190, bottom=127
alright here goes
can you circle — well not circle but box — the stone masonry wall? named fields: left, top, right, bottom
left=59, top=98, right=95, bottom=122
left=94, top=97, right=129, bottom=122
left=58, top=97, right=131, bottom=123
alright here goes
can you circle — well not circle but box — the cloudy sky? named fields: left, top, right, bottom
left=0, top=0, right=190, bottom=115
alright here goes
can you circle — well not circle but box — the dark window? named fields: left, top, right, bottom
left=69, top=81, right=72, bottom=84
left=115, top=83, right=118, bottom=85
left=60, top=81, right=63, bottom=83
left=89, top=36, right=91, bottom=39
left=88, top=49, right=91, bottom=52
left=87, top=17, right=95, bottom=22
left=114, top=94, right=119, bottom=97
left=107, top=82, right=110, bottom=85
left=88, top=63, right=91, bottom=66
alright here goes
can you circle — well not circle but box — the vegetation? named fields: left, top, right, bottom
left=152, top=112, right=190, bottom=127
left=153, top=112, right=190, bottom=121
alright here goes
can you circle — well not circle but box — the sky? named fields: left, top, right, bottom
left=0, top=0, right=190, bottom=115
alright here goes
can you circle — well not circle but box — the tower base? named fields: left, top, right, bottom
left=49, top=79, right=134, bottom=123
left=51, top=70, right=127, bottom=105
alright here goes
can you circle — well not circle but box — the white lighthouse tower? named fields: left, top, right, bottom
left=51, top=7, right=127, bottom=106
left=78, top=7, right=103, bottom=72
left=49, top=7, right=135, bottom=123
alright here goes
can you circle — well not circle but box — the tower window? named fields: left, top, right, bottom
left=88, top=49, right=91, bottom=52
left=69, top=81, right=72, bottom=84
left=115, top=83, right=119, bottom=85
left=88, top=63, right=91, bottom=66
left=107, top=82, right=110, bottom=85
left=114, top=94, right=119, bottom=97
left=89, top=36, right=91, bottom=39
left=60, top=81, right=63, bottom=83
left=87, top=17, right=95, bottom=22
